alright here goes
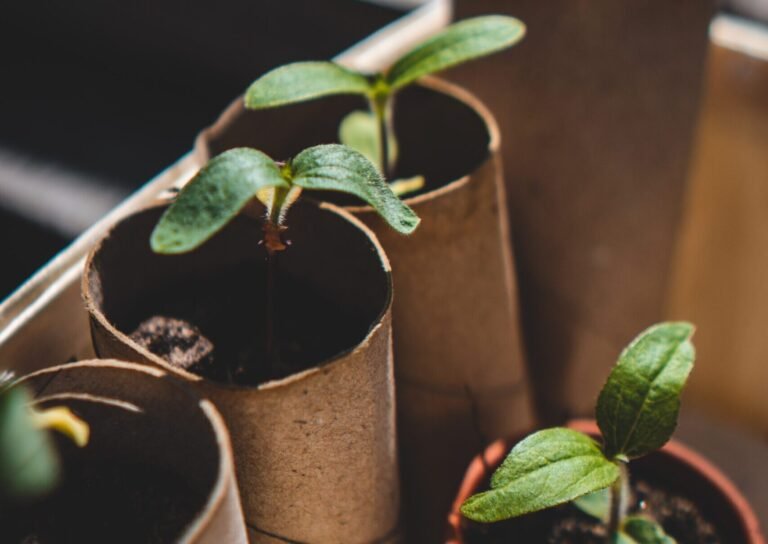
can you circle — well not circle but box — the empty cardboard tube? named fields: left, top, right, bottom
left=83, top=202, right=400, bottom=543
left=15, top=359, right=247, bottom=544
left=195, top=76, right=535, bottom=542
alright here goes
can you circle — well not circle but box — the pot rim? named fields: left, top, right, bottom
left=446, top=418, right=765, bottom=544
left=82, top=201, right=393, bottom=393
left=17, top=359, right=240, bottom=544
left=193, top=76, right=500, bottom=213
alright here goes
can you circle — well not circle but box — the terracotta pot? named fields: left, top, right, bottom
left=83, top=202, right=400, bottom=543
left=195, top=76, right=535, bottom=542
left=14, top=359, right=247, bottom=544
left=446, top=420, right=764, bottom=543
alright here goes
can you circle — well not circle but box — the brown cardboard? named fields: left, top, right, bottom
left=667, top=43, right=768, bottom=433
left=450, top=0, right=713, bottom=422
left=16, top=359, right=247, bottom=544
left=83, top=202, right=400, bottom=543
left=194, top=77, right=535, bottom=542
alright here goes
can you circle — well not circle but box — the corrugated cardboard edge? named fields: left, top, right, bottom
left=17, top=359, right=248, bottom=544
left=83, top=204, right=401, bottom=543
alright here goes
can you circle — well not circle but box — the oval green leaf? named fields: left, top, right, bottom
left=245, top=61, right=371, bottom=109
left=386, top=15, right=526, bottom=90
left=151, top=148, right=288, bottom=254
left=621, top=516, right=677, bottom=544
left=460, top=428, right=619, bottom=522
left=597, top=322, right=695, bottom=459
left=0, top=387, right=60, bottom=500
left=291, top=144, right=420, bottom=234
left=338, top=110, right=382, bottom=170
left=573, top=487, right=610, bottom=522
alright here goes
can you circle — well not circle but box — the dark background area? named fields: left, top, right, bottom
left=0, top=0, right=405, bottom=300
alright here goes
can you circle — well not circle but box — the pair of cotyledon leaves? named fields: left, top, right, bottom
left=243, top=15, right=526, bottom=109
left=243, top=16, right=525, bottom=175
left=461, top=322, right=695, bottom=543
left=151, top=144, right=419, bottom=254
left=152, top=16, right=526, bottom=254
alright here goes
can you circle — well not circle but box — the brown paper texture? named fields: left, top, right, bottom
left=16, top=359, right=247, bottom=544
left=450, top=0, right=712, bottom=422
left=194, top=77, right=535, bottom=542
left=83, top=203, right=401, bottom=543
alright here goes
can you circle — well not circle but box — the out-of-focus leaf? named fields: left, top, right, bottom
left=0, top=387, right=59, bottom=499
left=386, top=16, right=526, bottom=90
left=245, top=62, right=370, bottom=109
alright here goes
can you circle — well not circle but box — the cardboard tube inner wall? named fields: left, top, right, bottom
left=195, top=77, right=535, bottom=543
left=83, top=202, right=400, bottom=543
left=16, top=359, right=247, bottom=544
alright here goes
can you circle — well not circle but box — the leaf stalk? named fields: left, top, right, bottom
left=607, top=461, right=630, bottom=542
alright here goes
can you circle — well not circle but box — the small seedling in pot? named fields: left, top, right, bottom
left=0, top=371, right=89, bottom=502
left=244, top=15, right=525, bottom=193
left=151, top=144, right=419, bottom=380
left=461, top=322, right=696, bottom=544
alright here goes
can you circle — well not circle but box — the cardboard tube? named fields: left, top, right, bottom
left=195, top=77, right=535, bottom=542
left=83, top=202, right=400, bottom=543
left=16, top=359, right=247, bottom=544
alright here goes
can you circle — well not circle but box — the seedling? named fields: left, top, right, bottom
left=244, top=15, right=525, bottom=190
left=151, top=144, right=419, bottom=378
left=0, top=372, right=89, bottom=501
left=461, top=322, right=696, bottom=544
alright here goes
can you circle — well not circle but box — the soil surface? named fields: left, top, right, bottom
left=463, top=478, right=721, bottom=543
left=125, top=259, right=368, bottom=386
left=1, top=461, right=199, bottom=543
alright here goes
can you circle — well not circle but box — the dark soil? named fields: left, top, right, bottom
left=463, top=479, right=721, bottom=543
left=130, top=316, right=214, bottom=375
left=1, top=461, right=199, bottom=544
left=125, top=259, right=367, bottom=386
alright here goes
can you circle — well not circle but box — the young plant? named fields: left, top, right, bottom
left=0, top=372, right=89, bottom=501
left=150, top=144, right=419, bottom=377
left=244, top=15, right=525, bottom=189
left=461, top=322, right=696, bottom=544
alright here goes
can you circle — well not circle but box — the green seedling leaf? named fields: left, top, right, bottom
left=339, top=110, right=381, bottom=169
left=597, top=322, right=695, bottom=459
left=292, top=144, right=420, bottom=234
left=245, top=61, right=370, bottom=110
left=620, top=516, right=677, bottom=544
left=460, top=428, right=620, bottom=522
left=151, top=148, right=288, bottom=253
left=573, top=487, right=610, bottom=522
left=0, top=387, right=59, bottom=500
left=386, top=15, right=526, bottom=90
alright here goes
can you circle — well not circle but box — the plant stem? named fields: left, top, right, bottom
left=262, top=187, right=289, bottom=377
left=607, top=461, right=630, bottom=542
left=370, top=92, right=395, bottom=179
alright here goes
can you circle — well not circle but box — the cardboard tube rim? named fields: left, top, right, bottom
left=15, top=359, right=239, bottom=544
left=82, top=202, right=393, bottom=393
left=193, top=76, right=499, bottom=213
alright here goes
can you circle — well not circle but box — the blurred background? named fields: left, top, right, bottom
left=1, top=0, right=767, bottom=521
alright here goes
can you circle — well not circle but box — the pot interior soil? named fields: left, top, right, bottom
left=0, top=395, right=218, bottom=544
left=88, top=202, right=391, bottom=386
left=460, top=450, right=750, bottom=544
left=202, top=83, right=491, bottom=200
